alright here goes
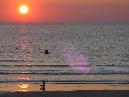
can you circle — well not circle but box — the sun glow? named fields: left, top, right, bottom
left=19, top=5, right=29, bottom=14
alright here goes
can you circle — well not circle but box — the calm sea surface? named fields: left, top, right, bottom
left=0, top=24, right=129, bottom=84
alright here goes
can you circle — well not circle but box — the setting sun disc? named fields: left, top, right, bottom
left=19, top=5, right=29, bottom=14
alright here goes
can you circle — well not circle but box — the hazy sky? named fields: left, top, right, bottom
left=0, top=0, right=129, bottom=23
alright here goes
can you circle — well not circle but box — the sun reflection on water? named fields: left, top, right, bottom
left=21, top=71, right=29, bottom=74
left=18, top=84, right=29, bottom=92
left=16, top=76, right=31, bottom=81
left=15, top=26, right=33, bottom=66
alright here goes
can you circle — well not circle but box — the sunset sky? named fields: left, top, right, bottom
left=0, top=0, right=129, bottom=23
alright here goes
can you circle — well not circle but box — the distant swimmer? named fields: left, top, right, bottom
left=40, top=49, right=50, bottom=54
left=44, top=49, right=49, bottom=54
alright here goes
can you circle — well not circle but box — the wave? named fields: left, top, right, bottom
left=0, top=64, right=91, bottom=67
left=0, top=64, right=129, bottom=67
left=0, top=71, right=129, bottom=75
left=0, top=80, right=129, bottom=84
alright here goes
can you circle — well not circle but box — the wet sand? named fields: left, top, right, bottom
left=0, top=83, right=129, bottom=97
left=0, top=91, right=129, bottom=97
left=1, top=83, right=129, bottom=92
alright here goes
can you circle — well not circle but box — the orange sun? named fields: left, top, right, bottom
left=19, top=5, right=29, bottom=15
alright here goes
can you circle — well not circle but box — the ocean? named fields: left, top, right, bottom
left=0, top=24, right=129, bottom=85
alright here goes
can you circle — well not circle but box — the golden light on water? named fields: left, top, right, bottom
left=18, top=84, right=29, bottom=92
left=18, top=84, right=29, bottom=89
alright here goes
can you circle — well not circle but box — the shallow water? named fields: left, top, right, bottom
left=0, top=24, right=129, bottom=84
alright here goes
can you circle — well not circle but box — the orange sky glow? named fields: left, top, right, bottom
left=0, top=0, right=129, bottom=23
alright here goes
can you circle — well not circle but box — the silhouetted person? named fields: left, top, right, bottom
left=40, top=80, right=45, bottom=92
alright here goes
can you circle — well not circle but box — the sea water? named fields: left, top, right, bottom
left=0, top=24, right=129, bottom=84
